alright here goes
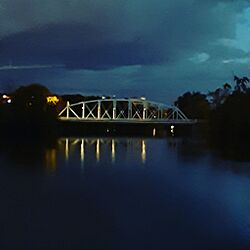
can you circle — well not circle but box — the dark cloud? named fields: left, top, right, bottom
left=0, top=23, right=164, bottom=69
left=0, top=0, right=248, bottom=69
left=0, top=0, right=249, bottom=101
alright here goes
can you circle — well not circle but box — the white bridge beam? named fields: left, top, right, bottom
left=58, top=98, right=194, bottom=124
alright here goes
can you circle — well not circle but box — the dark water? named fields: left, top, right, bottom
left=0, top=135, right=250, bottom=250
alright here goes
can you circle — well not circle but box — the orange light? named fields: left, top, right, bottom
left=2, top=94, right=10, bottom=99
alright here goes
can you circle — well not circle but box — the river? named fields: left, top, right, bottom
left=0, top=135, right=250, bottom=249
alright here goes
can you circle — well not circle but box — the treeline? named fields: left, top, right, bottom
left=0, top=83, right=103, bottom=135
left=175, top=75, right=250, bottom=140
left=1, top=77, right=250, bottom=140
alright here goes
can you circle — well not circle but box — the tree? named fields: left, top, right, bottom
left=12, top=83, right=50, bottom=112
left=208, top=83, right=232, bottom=108
left=11, top=83, right=54, bottom=124
left=175, top=92, right=211, bottom=119
left=234, top=75, right=249, bottom=93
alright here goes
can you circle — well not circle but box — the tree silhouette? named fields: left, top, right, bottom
left=12, top=83, right=50, bottom=112
left=234, top=75, right=249, bottom=93
left=175, top=92, right=211, bottom=119
left=208, top=83, right=232, bottom=107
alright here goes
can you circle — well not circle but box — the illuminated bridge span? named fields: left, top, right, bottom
left=58, top=98, right=195, bottom=124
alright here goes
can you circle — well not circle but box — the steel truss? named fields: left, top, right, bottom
left=58, top=98, right=192, bottom=123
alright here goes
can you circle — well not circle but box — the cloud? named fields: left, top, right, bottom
left=0, top=0, right=248, bottom=69
left=189, top=53, right=210, bottom=64
left=0, top=0, right=249, bottom=101
left=0, top=64, right=64, bottom=70
left=222, top=57, right=250, bottom=64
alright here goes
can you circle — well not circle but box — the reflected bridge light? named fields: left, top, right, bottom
left=153, top=128, right=156, bottom=137
left=141, top=140, right=146, bottom=164
left=96, top=139, right=100, bottom=162
left=65, top=138, right=69, bottom=161
left=111, top=139, right=116, bottom=163
left=81, top=139, right=85, bottom=166
left=45, top=149, right=57, bottom=171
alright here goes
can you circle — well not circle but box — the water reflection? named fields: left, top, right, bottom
left=45, top=148, right=57, bottom=171
left=1, top=135, right=250, bottom=177
left=111, top=139, right=115, bottom=163
left=57, top=137, right=148, bottom=166
left=1, top=135, right=250, bottom=249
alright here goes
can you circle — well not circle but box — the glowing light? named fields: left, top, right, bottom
left=141, top=140, right=146, bottom=164
left=111, top=139, right=115, bottom=163
left=96, top=139, right=100, bottom=162
left=45, top=149, right=57, bottom=171
left=153, top=128, right=156, bottom=136
left=81, top=139, right=85, bottom=167
left=2, top=94, right=11, bottom=104
left=171, top=125, right=175, bottom=136
left=47, top=96, right=59, bottom=105
left=65, top=138, right=69, bottom=161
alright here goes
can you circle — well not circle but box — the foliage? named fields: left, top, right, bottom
left=210, top=90, right=250, bottom=140
left=175, top=92, right=211, bottom=119
left=12, top=83, right=50, bottom=111
left=9, top=83, right=58, bottom=125
left=207, top=83, right=232, bottom=107
left=233, top=75, right=249, bottom=93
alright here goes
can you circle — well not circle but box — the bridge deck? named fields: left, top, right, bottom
left=59, top=117, right=197, bottom=125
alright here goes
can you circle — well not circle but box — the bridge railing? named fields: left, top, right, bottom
left=58, top=98, right=192, bottom=123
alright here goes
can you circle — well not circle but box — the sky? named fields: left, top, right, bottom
left=0, top=0, right=250, bottom=103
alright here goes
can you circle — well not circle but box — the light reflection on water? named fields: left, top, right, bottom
left=1, top=136, right=250, bottom=249
left=46, top=137, right=149, bottom=170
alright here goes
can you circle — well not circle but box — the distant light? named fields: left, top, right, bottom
left=102, top=96, right=106, bottom=100
left=2, top=94, right=12, bottom=104
left=2, top=94, right=11, bottom=99
left=47, top=96, right=59, bottom=105
left=171, top=125, right=175, bottom=134
left=140, top=96, right=146, bottom=101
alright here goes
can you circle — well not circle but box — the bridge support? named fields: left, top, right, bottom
left=113, top=100, right=116, bottom=119
left=128, top=100, right=132, bottom=119
left=97, top=101, right=101, bottom=120
left=143, top=102, right=147, bottom=120
left=66, top=101, right=70, bottom=119
left=82, top=103, right=85, bottom=119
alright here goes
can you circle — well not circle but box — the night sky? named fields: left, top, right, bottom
left=0, top=0, right=250, bottom=102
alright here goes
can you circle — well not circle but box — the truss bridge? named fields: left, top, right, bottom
left=58, top=98, right=195, bottom=125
